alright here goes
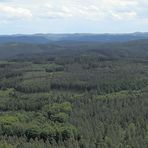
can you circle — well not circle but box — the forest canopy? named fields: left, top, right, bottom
left=0, top=39, right=148, bottom=148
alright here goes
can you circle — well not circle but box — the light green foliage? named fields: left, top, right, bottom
left=0, top=115, right=18, bottom=125
left=43, top=102, right=72, bottom=123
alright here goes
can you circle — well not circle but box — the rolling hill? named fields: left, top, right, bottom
left=0, top=39, right=148, bottom=59
left=1, top=32, right=148, bottom=44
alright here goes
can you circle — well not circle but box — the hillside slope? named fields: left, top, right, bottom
left=0, top=39, right=148, bottom=59
left=1, top=32, right=148, bottom=44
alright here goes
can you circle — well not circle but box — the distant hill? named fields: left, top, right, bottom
left=0, top=39, right=148, bottom=60
left=0, top=43, right=61, bottom=59
left=1, top=32, right=148, bottom=43
left=44, top=32, right=148, bottom=42
left=0, top=35, right=49, bottom=44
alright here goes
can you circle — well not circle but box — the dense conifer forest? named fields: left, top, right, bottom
left=0, top=39, right=148, bottom=147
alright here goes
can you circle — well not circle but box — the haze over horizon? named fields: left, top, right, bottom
left=0, top=0, right=148, bottom=34
left=1, top=32, right=148, bottom=36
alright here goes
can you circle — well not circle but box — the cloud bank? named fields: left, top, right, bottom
left=0, top=4, right=32, bottom=20
left=0, top=0, right=148, bottom=33
left=0, top=0, right=147, bottom=21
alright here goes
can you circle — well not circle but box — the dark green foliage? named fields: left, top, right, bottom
left=45, top=65, right=64, bottom=73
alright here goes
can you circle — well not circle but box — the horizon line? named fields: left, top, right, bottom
left=0, top=31, right=148, bottom=36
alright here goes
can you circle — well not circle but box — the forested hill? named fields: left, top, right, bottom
left=0, top=39, right=148, bottom=59
left=1, top=32, right=148, bottom=43
left=0, top=35, right=148, bottom=147
left=0, top=35, right=49, bottom=44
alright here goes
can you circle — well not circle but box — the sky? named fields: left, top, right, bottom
left=0, top=0, right=148, bottom=34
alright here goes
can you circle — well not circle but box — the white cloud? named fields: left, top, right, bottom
left=111, top=11, right=137, bottom=20
left=0, top=4, right=32, bottom=21
left=0, top=0, right=148, bottom=22
left=36, top=0, right=144, bottom=21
